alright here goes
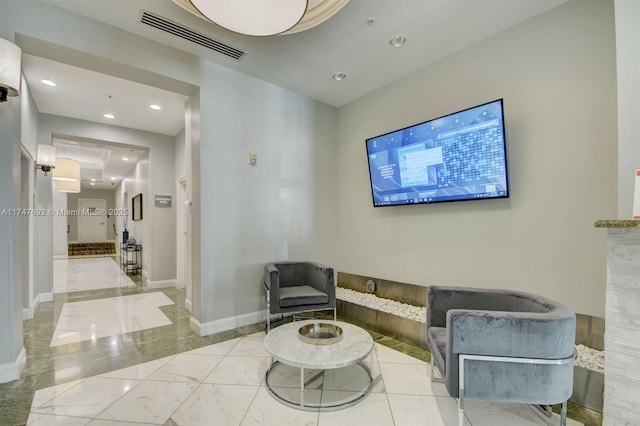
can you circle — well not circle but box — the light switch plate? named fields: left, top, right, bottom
left=248, top=152, right=257, bottom=166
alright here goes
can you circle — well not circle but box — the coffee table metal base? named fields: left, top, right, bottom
left=264, top=360, right=373, bottom=411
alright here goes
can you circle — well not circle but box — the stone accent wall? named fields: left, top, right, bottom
left=601, top=227, right=640, bottom=424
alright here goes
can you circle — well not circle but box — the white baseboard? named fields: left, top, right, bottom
left=189, top=309, right=267, bottom=337
left=147, top=279, right=177, bottom=289
left=39, top=292, right=53, bottom=303
left=0, top=347, right=26, bottom=384
left=185, top=298, right=192, bottom=313
left=53, top=255, right=68, bottom=260
left=26, top=292, right=53, bottom=319
left=142, top=269, right=149, bottom=279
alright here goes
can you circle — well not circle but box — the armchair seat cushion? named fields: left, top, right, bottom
left=279, top=285, right=329, bottom=308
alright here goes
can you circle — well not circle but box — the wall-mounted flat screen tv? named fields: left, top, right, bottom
left=365, top=99, right=509, bottom=207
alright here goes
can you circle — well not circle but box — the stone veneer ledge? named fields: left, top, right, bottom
left=336, top=286, right=604, bottom=372
left=595, top=221, right=640, bottom=424
left=594, top=219, right=640, bottom=228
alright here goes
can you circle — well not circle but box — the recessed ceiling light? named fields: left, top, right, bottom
left=332, top=72, right=346, bottom=81
left=104, top=113, right=115, bottom=119
left=90, top=178, right=96, bottom=182
left=41, top=79, right=57, bottom=87
left=122, top=157, right=129, bottom=161
left=110, top=177, right=117, bottom=181
left=389, top=34, right=407, bottom=48
left=90, top=182, right=95, bottom=186
left=150, top=104, right=162, bottom=111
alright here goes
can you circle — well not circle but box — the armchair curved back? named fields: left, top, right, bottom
left=264, top=261, right=335, bottom=316
left=427, top=285, right=575, bottom=404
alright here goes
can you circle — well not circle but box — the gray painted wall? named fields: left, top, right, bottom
left=615, top=0, right=640, bottom=218
left=336, top=0, right=616, bottom=318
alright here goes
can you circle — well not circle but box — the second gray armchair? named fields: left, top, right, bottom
left=263, top=261, right=336, bottom=333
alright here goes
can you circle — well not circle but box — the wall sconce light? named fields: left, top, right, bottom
left=36, top=144, right=56, bottom=176
left=55, top=180, right=81, bottom=193
left=0, top=38, right=22, bottom=103
left=52, top=158, right=81, bottom=182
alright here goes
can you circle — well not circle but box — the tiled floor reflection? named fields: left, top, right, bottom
left=50, top=292, right=174, bottom=347
left=53, top=257, right=136, bottom=293
left=27, top=337, right=583, bottom=425
left=0, top=257, right=603, bottom=425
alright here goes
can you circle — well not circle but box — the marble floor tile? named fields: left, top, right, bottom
left=50, top=292, right=175, bottom=347
left=265, top=363, right=324, bottom=390
left=54, top=257, right=135, bottom=294
left=186, top=337, right=242, bottom=356
left=378, top=362, right=449, bottom=396
left=228, top=335, right=270, bottom=357
left=147, top=353, right=224, bottom=383
left=169, top=383, right=259, bottom=426
left=263, top=385, right=324, bottom=408
left=31, top=379, right=86, bottom=408
left=27, top=413, right=92, bottom=425
left=387, top=394, right=472, bottom=426
left=374, top=342, right=427, bottom=365
left=20, top=285, right=594, bottom=426
left=322, top=360, right=385, bottom=393
left=30, top=377, right=140, bottom=418
left=463, top=400, right=584, bottom=426
left=241, top=386, right=319, bottom=426
left=204, top=355, right=270, bottom=386
left=317, top=392, right=395, bottom=426
left=96, top=380, right=198, bottom=424
left=25, top=331, right=591, bottom=426
left=97, top=357, right=171, bottom=380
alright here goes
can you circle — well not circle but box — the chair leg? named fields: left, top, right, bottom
left=560, top=400, right=567, bottom=426
left=430, top=352, right=444, bottom=383
left=458, top=387, right=465, bottom=426
left=333, top=308, right=336, bottom=321
left=266, top=288, right=271, bottom=334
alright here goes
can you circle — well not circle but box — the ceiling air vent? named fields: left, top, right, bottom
left=140, top=10, right=245, bottom=60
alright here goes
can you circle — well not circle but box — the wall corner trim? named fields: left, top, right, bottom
left=0, top=347, right=26, bottom=384
left=147, top=279, right=177, bottom=289
left=189, top=310, right=267, bottom=337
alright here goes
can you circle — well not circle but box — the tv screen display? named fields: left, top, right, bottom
left=365, top=99, right=509, bottom=207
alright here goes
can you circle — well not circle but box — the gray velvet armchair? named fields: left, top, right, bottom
left=263, top=261, right=336, bottom=333
left=427, top=285, right=576, bottom=426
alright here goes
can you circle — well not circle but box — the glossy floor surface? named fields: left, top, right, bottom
left=0, top=257, right=602, bottom=425
left=53, top=257, right=136, bottom=293
left=27, top=336, right=582, bottom=425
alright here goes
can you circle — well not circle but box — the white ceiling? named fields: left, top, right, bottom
left=23, top=55, right=189, bottom=137
left=39, top=0, right=571, bottom=108
left=22, top=0, right=571, bottom=193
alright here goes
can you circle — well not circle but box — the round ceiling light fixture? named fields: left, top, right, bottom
left=389, top=34, right=407, bottom=48
left=172, top=0, right=350, bottom=36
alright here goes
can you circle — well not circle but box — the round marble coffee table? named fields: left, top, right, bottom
left=263, top=320, right=374, bottom=411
